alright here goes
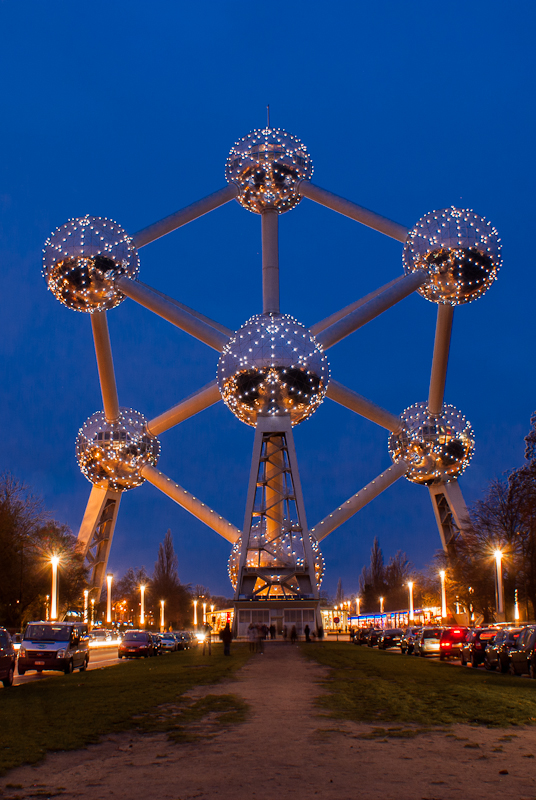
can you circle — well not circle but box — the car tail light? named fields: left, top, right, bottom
left=475, top=642, right=482, bottom=650
left=441, top=642, right=451, bottom=647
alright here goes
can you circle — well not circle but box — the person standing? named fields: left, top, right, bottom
left=290, top=624, right=297, bottom=644
left=219, top=622, right=233, bottom=656
left=304, top=624, right=311, bottom=642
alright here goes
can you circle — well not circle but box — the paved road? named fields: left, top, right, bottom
left=11, top=645, right=122, bottom=687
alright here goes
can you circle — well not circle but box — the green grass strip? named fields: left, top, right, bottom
left=301, top=643, right=536, bottom=728
left=0, top=646, right=250, bottom=775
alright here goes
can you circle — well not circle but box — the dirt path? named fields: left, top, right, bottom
left=2, top=644, right=536, bottom=800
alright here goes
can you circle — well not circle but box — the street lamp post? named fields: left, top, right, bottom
left=83, top=589, right=89, bottom=624
left=407, top=581, right=414, bottom=622
left=50, top=555, right=60, bottom=621
left=514, top=588, right=520, bottom=622
left=140, top=584, right=146, bottom=627
left=90, top=597, right=95, bottom=628
left=193, top=599, right=198, bottom=628
left=203, top=601, right=207, bottom=625
left=379, top=596, right=384, bottom=614
left=495, top=550, right=504, bottom=616
left=439, top=570, right=447, bottom=619
left=355, top=596, right=360, bottom=616
left=106, top=573, right=113, bottom=624
left=160, top=599, right=165, bottom=632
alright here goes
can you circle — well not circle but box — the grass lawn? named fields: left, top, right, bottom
left=0, top=645, right=250, bottom=775
left=301, top=643, right=536, bottom=728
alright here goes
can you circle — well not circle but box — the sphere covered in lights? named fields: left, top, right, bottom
left=403, top=207, right=501, bottom=305
left=388, top=402, right=474, bottom=485
left=227, top=531, right=324, bottom=592
left=75, top=408, right=160, bottom=492
left=43, top=216, right=139, bottom=312
left=225, top=128, right=313, bottom=214
left=217, top=313, right=329, bottom=427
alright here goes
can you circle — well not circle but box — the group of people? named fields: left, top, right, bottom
left=246, top=622, right=324, bottom=651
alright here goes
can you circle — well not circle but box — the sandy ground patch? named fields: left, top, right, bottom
left=2, top=644, right=536, bottom=800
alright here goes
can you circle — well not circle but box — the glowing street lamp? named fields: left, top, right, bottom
left=160, top=599, right=165, bottom=631
left=355, top=596, right=360, bottom=616
left=203, top=601, right=207, bottom=625
left=495, top=550, right=504, bottom=615
left=106, top=573, right=113, bottom=624
left=83, top=589, right=89, bottom=624
left=514, top=588, right=520, bottom=622
left=90, top=597, right=95, bottom=627
left=439, top=570, right=447, bottom=619
left=379, top=596, right=384, bottom=614
left=50, top=555, right=60, bottom=621
left=193, top=598, right=198, bottom=627
left=407, top=581, right=414, bottom=622
left=140, top=584, right=146, bottom=626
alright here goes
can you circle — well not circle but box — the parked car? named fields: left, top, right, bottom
left=439, top=627, right=469, bottom=661
left=401, top=627, right=422, bottom=655
left=174, top=632, right=190, bottom=651
left=378, top=628, right=404, bottom=649
left=366, top=628, right=383, bottom=647
left=0, top=628, right=16, bottom=687
left=353, top=628, right=369, bottom=646
left=414, top=627, right=442, bottom=657
left=18, top=622, right=89, bottom=675
left=160, top=633, right=178, bottom=652
left=484, top=627, right=524, bottom=673
left=460, top=627, right=500, bottom=668
left=118, top=630, right=155, bottom=658
left=508, top=625, right=536, bottom=678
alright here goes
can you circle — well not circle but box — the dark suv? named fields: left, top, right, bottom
left=378, top=629, right=404, bottom=649
left=508, top=626, right=536, bottom=678
left=0, top=628, right=16, bottom=687
left=439, top=627, right=468, bottom=661
left=461, top=628, right=500, bottom=668
left=484, top=627, right=524, bottom=673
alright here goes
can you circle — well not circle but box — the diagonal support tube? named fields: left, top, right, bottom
left=116, top=276, right=230, bottom=351
left=136, top=280, right=233, bottom=338
left=310, top=460, right=408, bottom=542
left=147, top=380, right=221, bottom=436
left=132, top=184, right=239, bottom=248
left=316, top=270, right=428, bottom=350
left=262, top=209, right=279, bottom=314
left=327, top=379, right=403, bottom=432
left=142, top=465, right=241, bottom=543
left=298, top=181, right=409, bottom=242
left=428, top=304, right=454, bottom=416
left=311, top=275, right=405, bottom=336
left=91, top=312, right=119, bottom=422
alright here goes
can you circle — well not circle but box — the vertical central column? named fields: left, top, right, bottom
left=265, top=436, right=284, bottom=543
left=262, top=209, right=280, bottom=314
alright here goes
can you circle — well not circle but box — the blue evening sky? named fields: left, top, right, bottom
left=0, top=1, right=534, bottom=597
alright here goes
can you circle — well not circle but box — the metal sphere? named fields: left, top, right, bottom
left=388, top=402, right=474, bottom=485
left=225, top=128, right=313, bottom=214
left=217, top=313, right=329, bottom=427
left=75, top=408, right=160, bottom=492
left=403, top=207, right=501, bottom=305
left=227, top=530, right=324, bottom=592
left=43, top=216, right=139, bottom=312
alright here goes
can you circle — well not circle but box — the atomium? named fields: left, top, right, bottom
left=75, top=408, right=160, bottom=492
left=403, top=207, right=501, bottom=305
left=227, top=527, right=325, bottom=594
left=225, top=128, right=313, bottom=214
left=388, top=402, right=475, bottom=485
left=217, top=313, right=329, bottom=426
left=44, top=122, right=503, bottom=600
left=43, top=215, right=139, bottom=312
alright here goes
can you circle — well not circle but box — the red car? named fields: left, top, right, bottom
left=439, top=627, right=469, bottom=661
left=118, top=630, right=155, bottom=658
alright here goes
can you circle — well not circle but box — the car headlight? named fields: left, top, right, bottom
left=57, top=649, right=66, bottom=658
left=19, top=647, right=26, bottom=657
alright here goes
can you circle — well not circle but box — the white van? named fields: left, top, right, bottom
left=18, top=622, right=90, bottom=675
